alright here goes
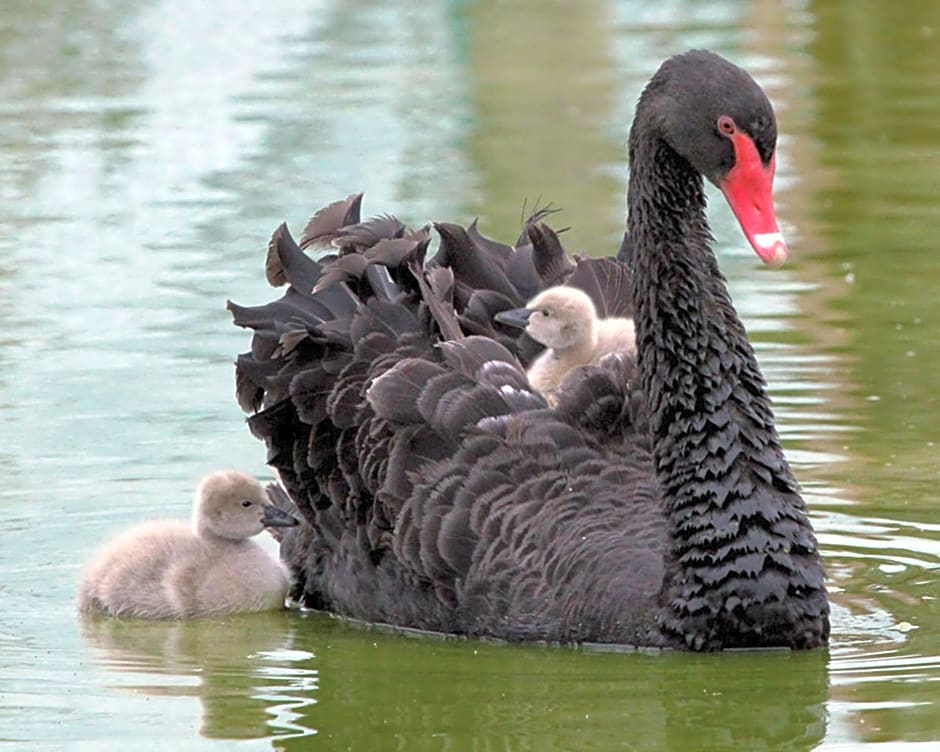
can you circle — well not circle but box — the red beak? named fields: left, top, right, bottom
left=718, top=133, right=787, bottom=267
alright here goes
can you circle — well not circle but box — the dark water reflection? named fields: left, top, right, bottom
left=276, top=617, right=830, bottom=752
left=79, top=611, right=830, bottom=751
left=1, top=0, right=939, bottom=749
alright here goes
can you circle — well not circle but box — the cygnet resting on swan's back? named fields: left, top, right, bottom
left=494, top=285, right=636, bottom=396
left=78, top=470, right=298, bottom=619
left=229, top=49, right=829, bottom=650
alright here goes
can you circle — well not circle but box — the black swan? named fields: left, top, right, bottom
left=229, top=49, right=829, bottom=650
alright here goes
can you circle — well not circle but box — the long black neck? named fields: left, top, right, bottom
left=627, top=132, right=829, bottom=650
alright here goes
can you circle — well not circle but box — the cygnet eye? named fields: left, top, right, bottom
left=241, top=500, right=253, bottom=508
left=541, top=309, right=551, bottom=317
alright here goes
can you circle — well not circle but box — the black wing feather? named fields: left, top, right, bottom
left=230, top=194, right=657, bottom=644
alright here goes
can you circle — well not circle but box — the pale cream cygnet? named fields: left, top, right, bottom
left=495, top=286, right=636, bottom=395
left=78, top=470, right=298, bottom=620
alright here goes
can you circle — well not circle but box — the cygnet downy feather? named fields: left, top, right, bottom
left=495, top=285, right=636, bottom=395
left=78, top=470, right=298, bottom=619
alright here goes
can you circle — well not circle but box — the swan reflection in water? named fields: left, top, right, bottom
left=80, top=612, right=316, bottom=741
left=82, top=609, right=829, bottom=749
left=276, top=618, right=831, bottom=752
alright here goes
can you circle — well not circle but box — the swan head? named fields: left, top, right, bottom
left=632, top=49, right=786, bottom=266
left=495, top=286, right=597, bottom=351
left=192, top=470, right=298, bottom=541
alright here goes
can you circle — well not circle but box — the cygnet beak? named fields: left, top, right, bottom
left=494, top=307, right=534, bottom=329
left=262, top=504, right=299, bottom=528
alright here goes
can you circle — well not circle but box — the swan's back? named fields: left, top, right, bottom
left=229, top=196, right=662, bottom=641
left=416, top=353, right=665, bottom=642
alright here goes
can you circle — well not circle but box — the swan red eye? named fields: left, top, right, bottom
left=717, top=116, right=736, bottom=135
left=241, top=500, right=252, bottom=508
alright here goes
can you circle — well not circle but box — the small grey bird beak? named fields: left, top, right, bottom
left=494, top=307, right=534, bottom=329
left=262, top=504, right=299, bottom=528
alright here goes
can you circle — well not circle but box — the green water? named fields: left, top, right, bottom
left=1, top=1, right=939, bottom=749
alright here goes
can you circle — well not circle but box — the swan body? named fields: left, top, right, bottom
left=78, top=470, right=298, bottom=619
left=495, top=285, right=635, bottom=395
left=229, top=49, right=829, bottom=649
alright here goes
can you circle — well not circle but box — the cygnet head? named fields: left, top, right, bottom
left=494, top=286, right=597, bottom=350
left=193, top=470, right=298, bottom=541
